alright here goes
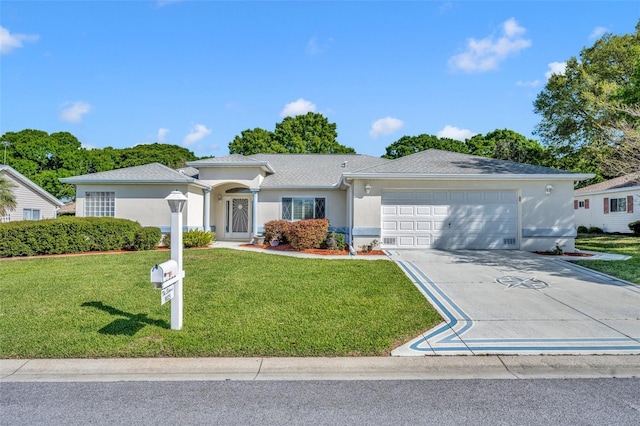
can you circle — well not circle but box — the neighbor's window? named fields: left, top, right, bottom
left=282, top=197, right=325, bottom=220
left=578, top=201, right=585, bottom=208
left=23, top=209, right=41, bottom=220
left=610, top=197, right=627, bottom=213
left=85, top=191, right=115, bottom=217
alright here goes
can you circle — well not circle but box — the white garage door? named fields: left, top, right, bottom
left=381, top=190, right=518, bottom=249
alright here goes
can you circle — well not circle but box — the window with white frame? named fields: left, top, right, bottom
left=85, top=191, right=115, bottom=217
left=282, top=197, right=325, bottom=220
left=23, top=209, right=41, bottom=220
left=610, top=197, right=627, bottom=213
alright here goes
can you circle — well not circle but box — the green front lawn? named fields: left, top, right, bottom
left=0, top=249, right=440, bottom=358
left=574, top=234, right=640, bottom=284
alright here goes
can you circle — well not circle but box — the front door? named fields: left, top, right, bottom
left=225, top=197, right=251, bottom=240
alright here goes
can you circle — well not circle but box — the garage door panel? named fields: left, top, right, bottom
left=399, top=221, right=414, bottom=231
left=381, top=190, right=518, bottom=250
left=382, top=221, right=397, bottom=231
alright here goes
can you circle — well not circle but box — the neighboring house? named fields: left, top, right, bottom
left=0, top=165, right=64, bottom=222
left=61, top=149, right=593, bottom=251
left=574, top=172, right=640, bottom=234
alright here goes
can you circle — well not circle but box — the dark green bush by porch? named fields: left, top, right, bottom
left=629, top=220, right=640, bottom=236
left=0, top=217, right=160, bottom=257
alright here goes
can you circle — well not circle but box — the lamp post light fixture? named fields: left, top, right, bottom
left=2, top=141, right=9, bottom=165
left=165, top=190, right=188, bottom=330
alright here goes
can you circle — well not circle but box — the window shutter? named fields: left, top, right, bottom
left=604, top=198, right=609, bottom=214
left=628, top=195, right=634, bottom=213
left=574, top=200, right=578, bottom=210
left=585, top=199, right=589, bottom=209
left=282, top=198, right=292, bottom=220
left=314, top=198, right=326, bottom=219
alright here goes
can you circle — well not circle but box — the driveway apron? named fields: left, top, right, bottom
left=388, top=250, right=640, bottom=356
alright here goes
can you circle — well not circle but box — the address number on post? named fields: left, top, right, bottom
left=161, top=284, right=175, bottom=305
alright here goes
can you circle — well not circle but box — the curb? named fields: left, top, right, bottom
left=2, top=355, right=638, bottom=382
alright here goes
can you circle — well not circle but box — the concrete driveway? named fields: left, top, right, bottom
left=389, top=250, right=640, bottom=356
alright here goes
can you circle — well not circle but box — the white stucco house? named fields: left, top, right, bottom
left=1, top=165, right=63, bottom=222
left=60, top=149, right=593, bottom=251
left=574, top=172, right=640, bottom=234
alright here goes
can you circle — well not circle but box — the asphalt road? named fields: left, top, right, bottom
left=3, top=379, right=639, bottom=425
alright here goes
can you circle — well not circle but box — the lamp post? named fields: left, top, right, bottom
left=2, top=141, right=8, bottom=165
left=166, top=190, right=188, bottom=330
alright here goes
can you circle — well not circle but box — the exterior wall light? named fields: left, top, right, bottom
left=365, top=183, right=372, bottom=194
left=545, top=184, right=554, bottom=195
left=217, top=194, right=223, bottom=203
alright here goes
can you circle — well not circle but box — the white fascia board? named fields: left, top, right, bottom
left=60, top=178, right=211, bottom=190
left=188, top=162, right=275, bottom=174
left=575, top=186, right=640, bottom=197
left=259, top=184, right=342, bottom=190
left=342, top=173, right=595, bottom=181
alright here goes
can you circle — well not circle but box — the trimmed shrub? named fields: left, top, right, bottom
left=588, top=226, right=604, bottom=234
left=0, top=217, right=156, bottom=258
left=288, top=219, right=329, bottom=250
left=577, top=225, right=589, bottom=234
left=629, top=220, right=640, bottom=236
left=132, top=227, right=162, bottom=250
left=162, top=229, right=215, bottom=248
left=324, top=231, right=347, bottom=251
left=263, top=220, right=292, bottom=244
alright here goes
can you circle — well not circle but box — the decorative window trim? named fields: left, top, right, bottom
left=85, top=191, right=115, bottom=217
left=282, top=197, right=326, bottom=221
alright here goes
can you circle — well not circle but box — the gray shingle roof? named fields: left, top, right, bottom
left=248, top=154, right=389, bottom=187
left=347, top=149, right=575, bottom=176
left=575, top=172, right=640, bottom=194
left=60, top=163, right=210, bottom=188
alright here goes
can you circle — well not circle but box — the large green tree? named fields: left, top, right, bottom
left=228, top=128, right=286, bottom=155
left=466, top=129, right=550, bottom=166
left=0, top=175, right=17, bottom=217
left=273, top=112, right=355, bottom=154
left=383, top=134, right=467, bottom=159
left=533, top=21, right=640, bottom=177
left=1, top=130, right=83, bottom=199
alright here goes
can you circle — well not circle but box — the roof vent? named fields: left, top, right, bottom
left=341, top=161, right=348, bottom=168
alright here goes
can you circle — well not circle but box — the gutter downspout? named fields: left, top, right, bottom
left=203, top=188, right=211, bottom=232
left=341, top=177, right=353, bottom=247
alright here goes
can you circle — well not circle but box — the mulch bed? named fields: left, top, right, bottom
left=533, top=251, right=593, bottom=257
left=240, top=243, right=385, bottom=256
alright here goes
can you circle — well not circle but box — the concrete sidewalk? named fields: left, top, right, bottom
left=1, top=356, right=638, bottom=382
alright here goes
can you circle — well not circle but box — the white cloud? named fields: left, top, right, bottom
left=0, top=25, right=39, bottom=54
left=280, top=98, right=316, bottom=117
left=437, top=125, right=476, bottom=141
left=306, top=36, right=333, bottom=56
left=589, top=26, right=608, bottom=39
left=369, top=117, right=405, bottom=139
left=157, top=128, right=170, bottom=142
left=545, top=61, right=567, bottom=79
left=183, top=124, right=212, bottom=146
left=448, top=18, right=532, bottom=73
left=59, top=101, right=92, bottom=123
left=516, top=79, right=541, bottom=87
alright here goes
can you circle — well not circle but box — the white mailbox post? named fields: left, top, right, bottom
left=166, top=190, right=187, bottom=330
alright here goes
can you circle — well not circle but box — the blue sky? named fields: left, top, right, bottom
left=1, top=1, right=638, bottom=158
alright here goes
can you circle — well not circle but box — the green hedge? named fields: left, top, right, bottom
left=162, top=229, right=215, bottom=248
left=629, top=220, right=640, bottom=236
left=0, top=217, right=161, bottom=258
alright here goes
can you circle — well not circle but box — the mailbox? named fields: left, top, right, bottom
left=151, top=260, right=179, bottom=289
